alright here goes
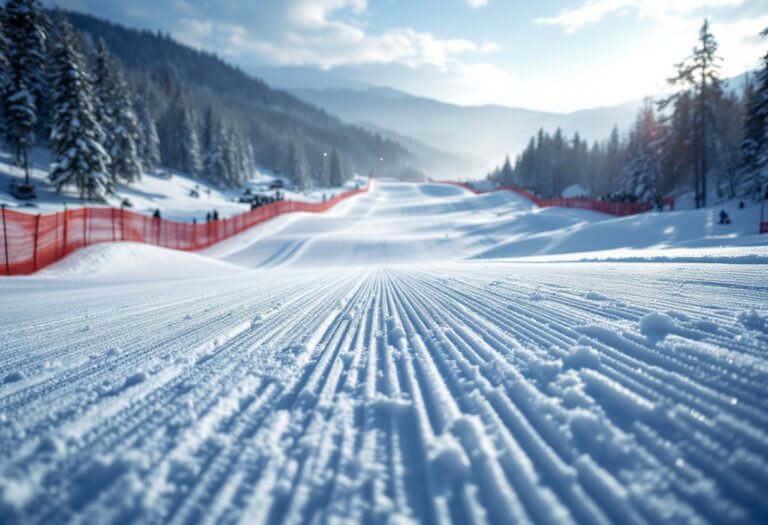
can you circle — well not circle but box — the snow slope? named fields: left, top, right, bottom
left=202, top=180, right=767, bottom=268
left=1, top=181, right=768, bottom=524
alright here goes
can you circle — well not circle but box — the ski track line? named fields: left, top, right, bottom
left=1, top=262, right=767, bottom=524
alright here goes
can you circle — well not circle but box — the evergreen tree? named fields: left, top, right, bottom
left=242, top=142, right=255, bottom=181
left=92, top=40, right=142, bottom=183
left=0, top=16, right=8, bottom=89
left=622, top=102, right=664, bottom=200
left=48, top=19, right=110, bottom=200
left=163, top=93, right=201, bottom=176
left=202, top=114, right=243, bottom=187
left=203, top=134, right=228, bottom=187
left=138, top=103, right=160, bottom=171
left=599, top=126, right=624, bottom=194
left=498, top=155, right=513, bottom=184
left=328, top=149, right=347, bottom=187
left=666, top=19, right=725, bottom=207
left=2, top=0, right=48, bottom=184
left=224, top=129, right=241, bottom=186
left=738, top=29, right=768, bottom=199
left=285, top=141, right=310, bottom=190
left=659, top=91, right=695, bottom=196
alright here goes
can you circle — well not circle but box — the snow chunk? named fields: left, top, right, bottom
left=0, top=477, right=34, bottom=518
left=388, top=326, right=406, bottom=343
left=737, top=308, right=766, bottom=332
left=429, top=433, right=470, bottom=485
left=123, top=372, right=148, bottom=389
left=639, top=312, right=676, bottom=338
left=584, top=291, right=608, bottom=301
left=564, top=345, right=601, bottom=370
left=36, top=435, right=65, bottom=456
left=3, top=371, right=25, bottom=384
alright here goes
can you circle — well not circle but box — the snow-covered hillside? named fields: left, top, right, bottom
left=1, top=181, right=767, bottom=524
left=0, top=148, right=367, bottom=222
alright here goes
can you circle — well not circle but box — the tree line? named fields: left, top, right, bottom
left=0, top=2, right=419, bottom=201
left=489, top=20, right=768, bottom=207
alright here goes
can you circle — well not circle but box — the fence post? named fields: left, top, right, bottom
left=111, top=208, right=116, bottom=242
left=63, top=206, right=68, bottom=255
left=33, top=213, right=40, bottom=272
left=1, top=204, right=9, bottom=275
left=83, top=208, right=88, bottom=247
left=120, top=206, right=125, bottom=241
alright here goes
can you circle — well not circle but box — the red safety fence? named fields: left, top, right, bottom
left=1, top=183, right=369, bottom=275
left=442, top=181, right=675, bottom=217
left=761, top=199, right=768, bottom=234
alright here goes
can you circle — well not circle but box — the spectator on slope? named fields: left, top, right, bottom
left=719, top=210, right=732, bottom=225
left=212, top=210, right=219, bottom=221
left=153, top=209, right=161, bottom=219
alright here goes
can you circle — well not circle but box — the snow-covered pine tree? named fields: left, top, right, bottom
left=738, top=29, right=768, bottom=200
left=285, top=141, right=310, bottom=191
left=224, top=130, right=241, bottom=186
left=2, top=0, right=48, bottom=184
left=666, top=19, right=725, bottom=207
left=621, top=102, right=664, bottom=201
left=0, top=16, right=8, bottom=89
left=172, top=95, right=201, bottom=177
left=203, top=136, right=228, bottom=187
left=202, top=114, right=236, bottom=187
left=658, top=91, right=695, bottom=196
left=48, top=19, right=111, bottom=200
left=138, top=103, right=161, bottom=172
left=92, top=40, right=142, bottom=183
left=328, top=149, right=346, bottom=187
left=598, top=126, right=624, bottom=194
left=498, top=155, right=513, bottom=184
left=242, top=141, right=255, bottom=181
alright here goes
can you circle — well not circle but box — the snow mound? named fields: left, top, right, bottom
left=639, top=311, right=677, bottom=338
left=38, top=242, right=248, bottom=280
left=564, top=345, right=602, bottom=370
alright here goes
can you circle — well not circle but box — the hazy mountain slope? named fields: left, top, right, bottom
left=292, top=72, right=750, bottom=170
left=64, top=12, right=420, bottom=180
left=356, top=122, right=483, bottom=180
left=291, top=87, right=641, bottom=167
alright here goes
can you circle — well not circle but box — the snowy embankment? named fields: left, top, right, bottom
left=1, top=181, right=768, bottom=524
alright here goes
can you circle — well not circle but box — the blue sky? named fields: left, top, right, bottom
left=45, top=0, right=768, bottom=112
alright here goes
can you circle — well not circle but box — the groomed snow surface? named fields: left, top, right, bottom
left=2, top=181, right=768, bottom=524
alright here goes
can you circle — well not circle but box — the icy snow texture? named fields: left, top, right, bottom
left=1, top=181, right=768, bottom=524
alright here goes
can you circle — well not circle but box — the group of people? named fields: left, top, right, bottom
left=151, top=208, right=219, bottom=224
left=248, top=191, right=284, bottom=210
left=598, top=192, right=641, bottom=204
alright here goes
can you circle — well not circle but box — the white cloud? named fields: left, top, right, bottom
left=175, top=18, right=214, bottom=49
left=466, top=0, right=489, bottom=8
left=535, top=0, right=745, bottom=33
left=186, top=0, right=496, bottom=70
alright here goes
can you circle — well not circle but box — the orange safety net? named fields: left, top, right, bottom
left=1, top=184, right=368, bottom=275
left=442, top=181, right=675, bottom=216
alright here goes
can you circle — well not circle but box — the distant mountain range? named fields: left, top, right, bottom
left=289, top=86, right=639, bottom=178
left=254, top=67, right=750, bottom=180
